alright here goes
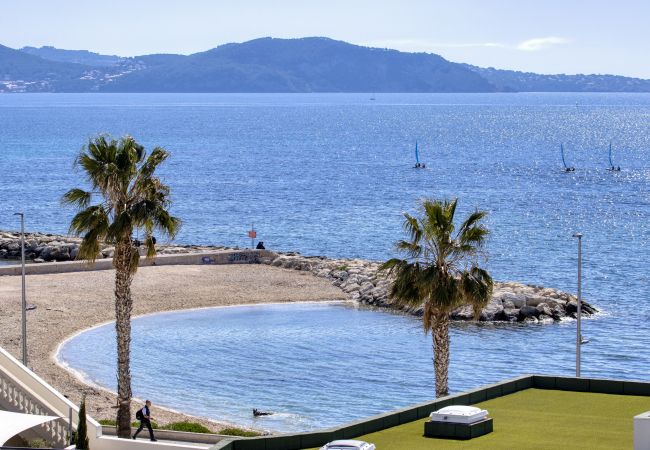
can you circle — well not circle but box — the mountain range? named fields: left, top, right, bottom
left=2, top=37, right=650, bottom=93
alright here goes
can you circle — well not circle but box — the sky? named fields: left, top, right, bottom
left=1, top=0, right=649, bottom=78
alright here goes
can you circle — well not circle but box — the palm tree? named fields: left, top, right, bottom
left=380, top=198, right=492, bottom=397
left=63, top=135, right=180, bottom=438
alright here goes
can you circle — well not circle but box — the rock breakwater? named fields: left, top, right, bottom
left=0, top=231, right=235, bottom=262
left=0, top=230, right=597, bottom=323
left=265, top=253, right=597, bottom=323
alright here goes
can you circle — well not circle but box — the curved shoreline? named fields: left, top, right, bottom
left=0, top=264, right=347, bottom=432
left=53, top=300, right=353, bottom=432
left=53, top=299, right=351, bottom=394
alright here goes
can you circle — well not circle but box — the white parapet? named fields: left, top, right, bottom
left=0, top=346, right=101, bottom=446
left=1, top=346, right=212, bottom=450
left=634, top=411, right=650, bottom=450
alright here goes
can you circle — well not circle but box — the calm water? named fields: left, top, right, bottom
left=60, top=302, right=603, bottom=433
left=3, top=93, right=650, bottom=429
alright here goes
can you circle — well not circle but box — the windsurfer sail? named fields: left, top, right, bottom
left=607, top=142, right=621, bottom=171
left=414, top=141, right=425, bottom=168
left=561, top=143, right=575, bottom=172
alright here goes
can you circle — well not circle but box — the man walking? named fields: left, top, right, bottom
left=133, top=400, right=157, bottom=441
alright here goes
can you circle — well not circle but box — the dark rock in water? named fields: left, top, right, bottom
left=551, top=305, right=566, bottom=320
left=480, top=303, right=505, bottom=321
left=503, top=307, right=519, bottom=322
left=581, top=302, right=597, bottom=315
left=566, top=301, right=578, bottom=314
left=519, top=305, right=540, bottom=319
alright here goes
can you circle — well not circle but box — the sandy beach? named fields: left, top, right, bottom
left=0, top=264, right=346, bottom=431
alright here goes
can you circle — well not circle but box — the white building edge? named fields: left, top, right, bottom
left=0, top=345, right=210, bottom=450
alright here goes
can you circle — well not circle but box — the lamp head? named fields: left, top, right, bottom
left=573, top=232, right=583, bottom=238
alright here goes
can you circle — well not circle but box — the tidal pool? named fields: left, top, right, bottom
left=59, top=301, right=624, bottom=432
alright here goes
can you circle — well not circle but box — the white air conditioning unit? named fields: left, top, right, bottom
left=634, top=411, right=650, bottom=450
left=429, top=405, right=488, bottom=424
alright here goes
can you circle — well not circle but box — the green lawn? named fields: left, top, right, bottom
left=308, top=389, right=650, bottom=449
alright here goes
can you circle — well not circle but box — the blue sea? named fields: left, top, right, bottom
left=3, top=93, right=650, bottom=430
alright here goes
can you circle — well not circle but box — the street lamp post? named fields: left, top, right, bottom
left=573, top=232, right=583, bottom=377
left=13, top=212, right=27, bottom=366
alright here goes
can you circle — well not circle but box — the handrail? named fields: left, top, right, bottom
left=0, top=346, right=102, bottom=445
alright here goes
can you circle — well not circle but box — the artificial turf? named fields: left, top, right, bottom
left=307, top=388, right=650, bottom=449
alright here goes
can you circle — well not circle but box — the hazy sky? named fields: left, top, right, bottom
left=2, top=0, right=649, bottom=77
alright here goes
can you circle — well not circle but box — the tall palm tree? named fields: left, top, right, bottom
left=63, top=135, right=180, bottom=438
left=380, top=198, right=492, bottom=397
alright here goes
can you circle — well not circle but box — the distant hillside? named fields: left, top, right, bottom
left=464, top=64, right=650, bottom=92
left=0, top=44, right=97, bottom=92
left=2, top=37, right=650, bottom=93
left=20, top=46, right=124, bottom=66
left=100, top=37, right=495, bottom=93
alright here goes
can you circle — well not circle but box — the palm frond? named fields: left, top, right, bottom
left=394, top=239, right=422, bottom=259
left=77, top=231, right=102, bottom=261
left=379, top=259, right=422, bottom=306
left=457, top=210, right=488, bottom=241
left=460, top=266, right=494, bottom=319
left=139, top=147, right=169, bottom=179
left=144, top=233, right=156, bottom=258
left=69, top=205, right=109, bottom=237
left=401, top=213, right=422, bottom=243
left=62, top=188, right=92, bottom=208
left=69, top=206, right=110, bottom=262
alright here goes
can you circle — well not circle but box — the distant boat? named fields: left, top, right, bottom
left=414, top=141, right=425, bottom=168
left=560, top=143, right=575, bottom=172
left=607, top=142, right=621, bottom=171
left=370, top=93, right=376, bottom=101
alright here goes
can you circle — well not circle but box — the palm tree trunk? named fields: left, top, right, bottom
left=432, top=312, right=450, bottom=397
left=114, top=240, right=134, bottom=438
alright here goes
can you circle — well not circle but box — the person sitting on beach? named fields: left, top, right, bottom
left=256, top=241, right=265, bottom=250
left=133, top=400, right=157, bottom=441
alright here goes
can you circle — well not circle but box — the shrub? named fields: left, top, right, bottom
left=219, top=427, right=262, bottom=437
left=160, top=421, right=212, bottom=433
left=98, top=419, right=116, bottom=426
left=99, top=419, right=158, bottom=429
left=75, top=396, right=89, bottom=449
left=28, top=439, right=51, bottom=448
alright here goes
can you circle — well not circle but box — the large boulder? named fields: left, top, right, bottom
left=519, top=305, right=540, bottom=320
left=480, top=302, right=505, bottom=321
left=451, top=305, right=474, bottom=321
left=497, top=293, right=528, bottom=308
left=536, top=303, right=553, bottom=317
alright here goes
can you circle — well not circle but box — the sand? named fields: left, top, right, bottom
left=0, top=264, right=346, bottom=431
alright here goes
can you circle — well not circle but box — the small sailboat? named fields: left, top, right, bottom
left=561, top=143, right=575, bottom=172
left=370, top=93, right=376, bottom=101
left=414, top=141, right=425, bottom=168
left=607, top=142, right=621, bottom=171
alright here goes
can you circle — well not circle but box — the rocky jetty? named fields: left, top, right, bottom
left=265, top=253, right=597, bottom=323
left=0, top=230, right=597, bottom=323
left=0, top=230, right=233, bottom=262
